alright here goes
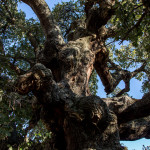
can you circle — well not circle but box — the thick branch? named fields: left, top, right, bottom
left=63, top=95, right=121, bottom=150
left=94, top=47, right=114, bottom=94
left=15, top=63, right=53, bottom=95
left=109, top=59, right=122, bottom=70
left=85, top=0, right=115, bottom=33
left=107, top=59, right=147, bottom=96
left=119, top=115, right=150, bottom=140
left=118, top=93, right=150, bottom=124
left=103, top=93, right=150, bottom=125
left=21, top=0, right=64, bottom=45
left=85, top=0, right=115, bottom=16
left=115, top=81, right=130, bottom=97
left=26, top=32, right=39, bottom=53
left=95, top=56, right=146, bottom=96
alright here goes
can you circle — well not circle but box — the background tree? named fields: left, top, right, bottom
left=0, top=0, right=150, bottom=149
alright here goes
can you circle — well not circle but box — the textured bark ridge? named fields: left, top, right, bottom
left=15, top=0, right=150, bottom=150
left=16, top=63, right=121, bottom=150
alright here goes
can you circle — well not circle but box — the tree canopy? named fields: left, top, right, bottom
left=0, top=0, right=150, bottom=149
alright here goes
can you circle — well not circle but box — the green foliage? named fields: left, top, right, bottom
left=108, top=0, right=150, bottom=93
left=0, top=0, right=44, bottom=76
left=111, top=0, right=150, bottom=45
left=0, top=91, right=32, bottom=139
left=0, top=1, right=45, bottom=148
left=18, top=121, right=51, bottom=150
left=142, top=76, right=150, bottom=93
left=52, top=0, right=85, bottom=38
left=27, top=121, right=51, bottom=143
left=89, top=70, right=98, bottom=95
left=110, top=40, right=150, bottom=93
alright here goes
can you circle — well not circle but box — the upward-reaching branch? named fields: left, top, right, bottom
left=103, top=93, right=150, bottom=125
left=21, top=0, right=64, bottom=45
left=118, top=93, right=150, bottom=124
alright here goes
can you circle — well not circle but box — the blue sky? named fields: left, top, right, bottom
left=18, top=0, right=150, bottom=149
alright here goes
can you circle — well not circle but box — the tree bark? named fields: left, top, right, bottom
left=15, top=0, right=150, bottom=149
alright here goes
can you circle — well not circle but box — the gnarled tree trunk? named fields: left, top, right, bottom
left=15, top=0, right=150, bottom=149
